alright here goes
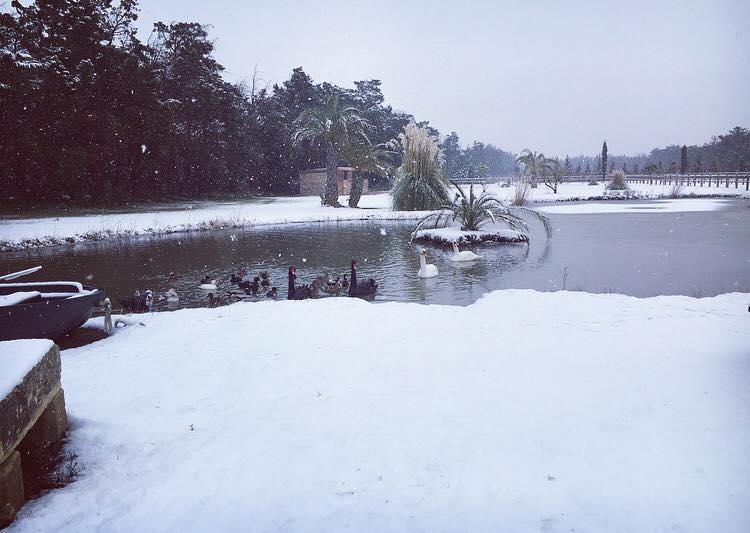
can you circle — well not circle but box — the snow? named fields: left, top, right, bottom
left=538, top=198, right=732, bottom=214
left=0, top=339, right=55, bottom=399
left=413, top=225, right=527, bottom=245
left=0, top=291, right=40, bottom=307
left=6, top=290, right=750, bottom=532
left=0, top=195, right=429, bottom=252
left=1, top=181, right=745, bottom=251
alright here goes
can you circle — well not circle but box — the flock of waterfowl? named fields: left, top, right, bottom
left=117, top=245, right=479, bottom=313
left=117, top=258, right=380, bottom=313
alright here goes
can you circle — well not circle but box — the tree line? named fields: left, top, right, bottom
left=1, top=1, right=747, bottom=209
left=0, top=0, right=514, bottom=208
left=563, top=127, right=749, bottom=176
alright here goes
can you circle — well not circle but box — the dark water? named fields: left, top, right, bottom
left=2, top=200, right=749, bottom=309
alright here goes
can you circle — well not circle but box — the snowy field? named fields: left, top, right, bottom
left=5, top=290, right=750, bottom=532
left=1, top=182, right=746, bottom=251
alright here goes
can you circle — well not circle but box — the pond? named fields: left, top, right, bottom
left=2, top=199, right=749, bottom=310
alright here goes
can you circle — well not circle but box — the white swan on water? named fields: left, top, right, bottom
left=450, top=242, right=480, bottom=262
left=417, top=249, right=439, bottom=278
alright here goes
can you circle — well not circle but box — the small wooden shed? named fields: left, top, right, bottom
left=298, top=167, right=368, bottom=196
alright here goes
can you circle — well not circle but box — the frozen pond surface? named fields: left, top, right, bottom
left=2, top=199, right=749, bottom=309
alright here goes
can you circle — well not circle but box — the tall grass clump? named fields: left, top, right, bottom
left=511, top=181, right=531, bottom=205
left=668, top=182, right=684, bottom=198
left=606, top=170, right=629, bottom=191
left=390, top=122, right=452, bottom=211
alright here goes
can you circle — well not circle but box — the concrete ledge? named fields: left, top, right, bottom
left=0, top=342, right=67, bottom=529
left=0, top=452, right=23, bottom=529
left=0, top=344, right=62, bottom=465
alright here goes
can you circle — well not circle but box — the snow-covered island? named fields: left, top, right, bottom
left=413, top=225, right=528, bottom=246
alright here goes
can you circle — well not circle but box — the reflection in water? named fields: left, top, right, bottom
left=2, top=200, right=749, bottom=308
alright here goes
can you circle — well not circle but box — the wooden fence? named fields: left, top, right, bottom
left=459, top=173, right=750, bottom=190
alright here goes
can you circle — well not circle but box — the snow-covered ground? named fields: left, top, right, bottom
left=537, top=197, right=733, bottom=214
left=1, top=182, right=746, bottom=251
left=5, top=290, right=750, bottom=532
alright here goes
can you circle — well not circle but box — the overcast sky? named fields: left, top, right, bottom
left=134, top=0, right=749, bottom=156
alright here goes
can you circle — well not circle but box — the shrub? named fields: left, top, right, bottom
left=390, top=122, right=452, bottom=211
left=414, top=182, right=552, bottom=238
left=606, top=170, right=629, bottom=191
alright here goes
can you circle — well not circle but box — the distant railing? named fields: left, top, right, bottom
left=466, top=173, right=750, bottom=191
left=563, top=173, right=750, bottom=190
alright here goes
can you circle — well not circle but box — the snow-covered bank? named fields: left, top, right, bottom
left=0, top=195, right=428, bottom=252
left=1, top=182, right=746, bottom=252
left=6, top=290, right=750, bottom=532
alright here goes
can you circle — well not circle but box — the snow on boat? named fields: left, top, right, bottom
left=0, top=267, right=106, bottom=341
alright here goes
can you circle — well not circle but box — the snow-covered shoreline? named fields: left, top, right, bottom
left=1, top=182, right=746, bottom=252
left=3, top=289, right=749, bottom=532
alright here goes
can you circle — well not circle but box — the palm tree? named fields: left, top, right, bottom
left=293, top=93, right=370, bottom=206
left=414, top=181, right=552, bottom=238
left=516, top=149, right=550, bottom=189
left=344, top=138, right=396, bottom=208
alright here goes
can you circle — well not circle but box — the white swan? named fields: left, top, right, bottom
left=417, top=249, right=439, bottom=278
left=165, top=288, right=179, bottom=303
left=199, top=281, right=217, bottom=291
left=450, top=242, right=480, bottom=262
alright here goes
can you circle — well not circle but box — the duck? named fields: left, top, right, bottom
left=259, top=271, right=271, bottom=287
left=118, top=289, right=154, bottom=313
left=348, top=260, right=378, bottom=299
left=321, top=276, right=343, bottom=296
left=207, top=292, right=231, bottom=307
left=417, top=249, right=439, bottom=278
left=341, top=274, right=350, bottom=289
left=266, top=287, right=278, bottom=299
left=168, top=271, right=178, bottom=281
left=450, top=242, right=481, bottom=262
left=287, top=266, right=313, bottom=300
left=199, top=275, right=218, bottom=291
left=230, top=269, right=247, bottom=284
left=165, top=288, right=179, bottom=303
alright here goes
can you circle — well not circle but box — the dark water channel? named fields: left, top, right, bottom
left=2, top=200, right=749, bottom=310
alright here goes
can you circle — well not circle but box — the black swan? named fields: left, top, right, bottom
left=287, top=266, right=313, bottom=300
left=348, top=260, right=378, bottom=299
left=118, top=289, right=154, bottom=313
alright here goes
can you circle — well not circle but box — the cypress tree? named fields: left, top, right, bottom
left=601, top=141, right=608, bottom=180
left=680, top=145, right=688, bottom=174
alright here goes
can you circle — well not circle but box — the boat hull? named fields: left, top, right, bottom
left=0, top=286, right=105, bottom=341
